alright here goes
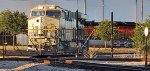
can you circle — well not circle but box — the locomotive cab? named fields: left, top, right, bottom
left=31, top=10, right=61, bottom=18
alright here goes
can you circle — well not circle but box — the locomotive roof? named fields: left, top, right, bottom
left=83, top=21, right=99, bottom=26
left=29, top=4, right=87, bottom=20
left=83, top=21, right=136, bottom=26
left=114, top=21, right=136, bottom=26
left=31, top=4, right=63, bottom=11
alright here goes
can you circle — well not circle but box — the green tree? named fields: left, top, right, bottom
left=0, top=10, right=28, bottom=46
left=132, top=20, right=150, bottom=53
left=132, top=23, right=145, bottom=52
left=95, top=19, right=117, bottom=47
left=0, top=10, right=12, bottom=32
left=95, top=20, right=111, bottom=41
left=8, top=11, right=28, bottom=34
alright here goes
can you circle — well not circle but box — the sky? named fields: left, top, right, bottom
left=0, top=0, right=150, bottom=22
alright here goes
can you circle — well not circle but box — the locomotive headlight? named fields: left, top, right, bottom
left=38, top=6, right=44, bottom=9
left=49, top=7, right=55, bottom=9
left=45, top=38, right=47, bottom=41
left=36, top=19, right=39, bottom=23
left=35, top=17, right=43, bottom=23
left=49, top=6, right=56, bottom=9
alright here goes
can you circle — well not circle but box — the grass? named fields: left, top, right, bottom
left=0, top=46, right=28, bottom=51
left=0, top=45, right=36, bottom=56
left=0, top=46, right=138, bottom=55
left=88, top=47, right=150, bottom=61
left=0, top=46, right=138, bottom=54
left=0, top=46, right=149, bottom=59
left=88, top=47, right=138, bottom=54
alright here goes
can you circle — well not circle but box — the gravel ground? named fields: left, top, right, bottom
left=0, top=60, right=146, bottom=71
left=74, top=60, right=146, bottom=67
left=22, top=64, right=87, bottom=71
left=0, top=61, right=30, bottom=69
left=0, top=61, right=87, bottom=71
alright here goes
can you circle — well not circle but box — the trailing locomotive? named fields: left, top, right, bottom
left=27, top=4, right=87, bottom=53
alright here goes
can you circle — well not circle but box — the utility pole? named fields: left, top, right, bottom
left=4, top=31, right=7, bottom=55
left=145, top=35, right=148, bottom=66
left=136, top=0, right=137, bottom=22
left=144, top=27, right=148, bottom=67
left=83, top=0, right=86, bottom=14
left=76, top=9, right=79, bottom=57
left=111, top=12, right=114, bottom=58
left=142, top=0, right=144, bottom=23
left=102, top=0, right=104, bottom=20
left=3, top=32, right=5, bottom=58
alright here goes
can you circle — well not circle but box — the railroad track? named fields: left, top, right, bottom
left=48, top=61, right=150, bottom=71
left=29, top=54, right=150, bottom=71
left=0, top=55, right=149, bottom=71
left=40, top=57, right=149, bottom=71
left=0, top=58, right=32, bottom=61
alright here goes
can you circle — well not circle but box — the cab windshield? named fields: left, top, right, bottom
left=31, top=11, right=45, bottom=16
left=46, top=10, right=60, bottom=18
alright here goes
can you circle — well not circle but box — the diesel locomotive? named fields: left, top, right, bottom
left=27, top=4, right=87, bottom=53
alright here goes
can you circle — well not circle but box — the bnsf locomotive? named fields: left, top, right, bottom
left=28, top=4, right=87, bottom=53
